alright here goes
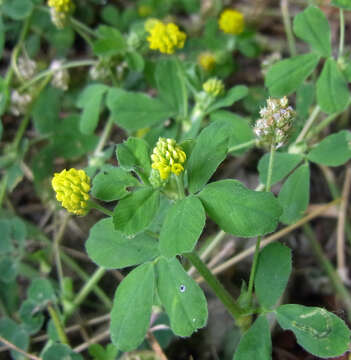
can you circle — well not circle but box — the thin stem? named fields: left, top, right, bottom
left=0, top=174, right=8, bottom=208
left=0, top=336, right=42, bottom=360
left=265, top=144, right=276, bottom=192
left=295, top=105, right=320, bottom=144
left=303, top=224, right=351, bottom=321
left=185, top=252, right=243, bottom=320
left=19, top=60, right=96, bottom=92
left=188, top=230, right=226, bottom=276
left=12, top=113, right=31, bottom=150
left=65, top=267, right=107, bottom=318
left=60, top=252, right=112, bottom=309
left=175, top=175, right=185, bottom=200
left=228, top=139, right=256, bottom=154
left=338, top=9, right=345, bottom=59
left=280, top=0, right=297, bottom=57
left=47, top=304, right=70, bottom=345
left=5, top=12, right=33, bottom=87
left=54, top=213, right=71, bottom=294
left=247, top=144, right=276, bottom=304
left=247, top=235, right=262, bottom=302
left=305, top=111, right=340, bottom=141
left=88, top=200, right=113, bottom=217
left=337, top=167, right=351, bottom=279
left=201, top=199, right=341, bottom=281
left=93, top=116, right=114, bottom=157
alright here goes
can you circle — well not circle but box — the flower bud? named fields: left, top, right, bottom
left=254, top=97, right=295, bottom=148
left=198, top=52, right=216, bottom=72
left=203, top=78, right=225, bottom=97
left=52, top=168, right=91, bottom=215
left=48, top=0, right=75, bottom=29
left=151, top=138, right=186, bottom=180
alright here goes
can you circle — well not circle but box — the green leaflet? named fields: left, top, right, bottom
left=110, top=263, right=155, bottom=351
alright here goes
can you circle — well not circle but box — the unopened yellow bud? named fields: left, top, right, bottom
left=147, top=21, right=186, bottom=54
left=52, top=168, right=90, bottom=215
left=151, top=138, right=186, bottom=180
left=203, top=78, right=225, bottom=97
left=198, top=52, right=216, bottom=71
left=219, top=9, right=244, bottom=35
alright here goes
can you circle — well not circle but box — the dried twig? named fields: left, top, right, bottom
left=196, top=199, right=341, bottom=283
left=0, top=335, right=42, bottom=360
left=337, top=166, right=351, bottom=284
left=146, top=331, right=168, bottom=360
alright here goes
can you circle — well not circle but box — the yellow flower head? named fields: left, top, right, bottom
left=219, top=9, right=244, bottom=35
left=52, top=168, right=91, bottom=216
left=138, top=5, right=153, bottom=17
left=198, top=52, right=216, bottom=71
left=48, top=0, right=74, bottom=14
left=147, top=21, right=186, bottom=54
left=151, top=138, right=186, bottom=180
left=203, top=78, right=225, bottom=97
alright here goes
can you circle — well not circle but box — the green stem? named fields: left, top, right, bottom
left=12, top=113, right=31, bottom=150
left=338, top=9, right=345, bottom=59
left=5, top=11, right=33, bottom=86
left=303, top=224, right=351, bottom=321
left=88, top=200, right=113, bottom=217
left=93, top=116, right=114, bottom=157
left=228, top=139, right=256, bottom=154
left=60, top=252, right=112, bottom=309
left=64, top=267, right=107, bottom=318
left=48, top=304, right=69, bottom=345
left=295, top=105, right=320, bottom=144
left=185, top=252, right=243, bottom=320
left=175, top=174, right=185, bottom=200
left=19, top=60, right=96, bottom=92
left=0, top=174, right=8, bottom=208
left=280, top=0, right=297, bottom=57
left=247, top=144, right=276, bottom=303
left=265, top=144, right=276, bottom=192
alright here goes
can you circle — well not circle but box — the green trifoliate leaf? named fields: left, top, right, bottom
left=107, top=88, right=174, bottom=132
left=113, top=188, right=160, bottom=235
left=278, top=163, right=310, bottom=225
left=307, top=130, right=351, bottom=166
left=159, top=196, right=206, bottom=257
left=254, top=243, right=292, bottom=309
left=276, top=304, right=351, bottom=358
left=0, top=317, right=29, bottom=360
left=207, top=85, right=248, bottom=113
left=76, top=84, right=109, bottom=135
left=316, top=58, right=350, bottom=114
left=331, top=0, right=351, bottom=10
left=19, top=300, right=44, bottom=335
left=110, top=263, right=155, bottom=351
left=156, top=58, right=188, bottom=117
left=210, top=111, right=254, bottom=155
left=265, top=53, right=320, bottom=97
left=92, top=165, right=139, bottom=202
left=156, top=257, right=208, bottom=337
left=293, top=6, right=331, bottom=57
left=27, top=278, right=56, bottom=305
left=233, top=316, right=272, bottom=360
left=86, top=218, right=159, bottom=269
left=92, top=26, right=126, bottom=56
left=258, top=152, right=303, bottom=187
left=42, top=344, right=83, bottom=360
left=187, top=121, right=231, bottom=194
left=116, top=137, right=151, bottom=176
left=199, top=180, right=282, bottom=237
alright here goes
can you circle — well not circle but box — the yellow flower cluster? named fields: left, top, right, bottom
left=52, top=168, right=91, bottom=216
left=203, top=78, right=225, bottom=97
left=219, top=9, right=244, bottom=35
left=151, top=138, right=186, bottom=180
left=198, top=52, right=216, bottom=71
left=48, top=0, right=74, bottom=13
left=147, top=21, right=186, bottom=54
